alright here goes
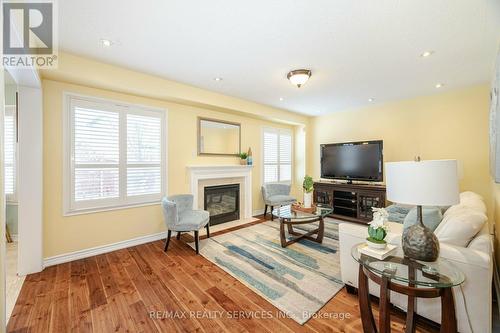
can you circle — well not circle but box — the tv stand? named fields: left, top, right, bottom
left=313, top=181, right=386, bottom=224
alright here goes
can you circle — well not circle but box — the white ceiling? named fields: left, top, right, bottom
left=59, top=0, right=500, bottom=116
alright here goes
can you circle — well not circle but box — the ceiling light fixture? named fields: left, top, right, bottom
left=213, top=77, right=223, bottom=81
left=287, top=69, right=311, bottom=88
left=420, top=51, right=434, bottom=58
left=368, top=98, right=374, bottom=102
left=279, top=97, right=284, bottom=101
left=100, top=39, right=113, bottom=47
left=435, top=83, right=444, bottom=88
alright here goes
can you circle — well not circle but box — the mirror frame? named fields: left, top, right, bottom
left=197, top=117, right=241, bottom=156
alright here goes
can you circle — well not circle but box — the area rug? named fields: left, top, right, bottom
left=192, top=218, right=344, bottom=324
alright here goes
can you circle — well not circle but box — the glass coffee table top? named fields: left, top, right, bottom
left=272, top=205, right=333, bottom=220
left=351, top=243, right=465, bottom=288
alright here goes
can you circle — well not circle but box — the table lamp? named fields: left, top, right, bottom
left=385, top=159, right=459, bottom=262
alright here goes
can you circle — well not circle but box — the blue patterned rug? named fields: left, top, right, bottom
left=193, top=218, right=344, bottom=324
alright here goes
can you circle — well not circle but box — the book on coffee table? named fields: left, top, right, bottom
left=359, top=244, right=398, bottom=260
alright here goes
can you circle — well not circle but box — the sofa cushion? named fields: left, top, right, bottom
left=434, top=205, right=487, bottom=247
left=403, top=206, right=443, bottom=231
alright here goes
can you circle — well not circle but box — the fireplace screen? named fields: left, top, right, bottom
left=204, top=184, right=240, bottom=225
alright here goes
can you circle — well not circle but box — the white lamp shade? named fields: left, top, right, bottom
left=386, top=159, right=459, bottom=206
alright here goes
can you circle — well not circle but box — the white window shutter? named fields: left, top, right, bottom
left=4, top=109, right=16, bottom=198
left=73, top=107, right=120, bottom=201
left=263, top=128, right=292, bottom=184
left=126, top=113, right=162, bottom=196
left=279, top=133, right=292, bottom=182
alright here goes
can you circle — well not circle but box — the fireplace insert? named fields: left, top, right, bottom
left=204, top=184, right=240, bottom=225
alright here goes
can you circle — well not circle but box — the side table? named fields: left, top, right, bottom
left=351, top=243, right=465, bottom=333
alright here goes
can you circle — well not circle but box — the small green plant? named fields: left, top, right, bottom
left=303, top=175, right=314, bottom=193
left=367, top=226, right=387, bottom=244
left=239, top=152, right=248, bottom=160
left=366, top=207, right=388, bottom=244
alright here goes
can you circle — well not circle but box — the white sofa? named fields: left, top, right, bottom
left=339, top=192, right=493, bottom=333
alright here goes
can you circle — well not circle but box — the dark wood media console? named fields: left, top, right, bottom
left=313, top=181, right=386, bottom=224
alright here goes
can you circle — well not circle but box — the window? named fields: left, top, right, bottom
left=5, top=105, right=16, bottom=202
left=64, top=94, right=166, bottom=214
left=262, top=127, right=292, bottom=183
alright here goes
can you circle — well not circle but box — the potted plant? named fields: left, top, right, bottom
left=239, top=152, right=248, bottom=165
left=367, top=207, right=389, bottom=249
left=303, top=175, right=314, bottom=208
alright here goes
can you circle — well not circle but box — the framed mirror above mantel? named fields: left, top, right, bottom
left=197, top=117, right=241, bottom=156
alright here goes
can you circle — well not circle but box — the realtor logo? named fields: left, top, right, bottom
left=2, top=1, right=58, bottom=68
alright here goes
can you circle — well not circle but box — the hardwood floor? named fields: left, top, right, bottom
left=7, top=217, right=438, bottom=332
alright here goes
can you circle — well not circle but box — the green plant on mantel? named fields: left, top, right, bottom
left=239, top=152, right=248, bottom=160
left=303, top=175, right=314, bottom=193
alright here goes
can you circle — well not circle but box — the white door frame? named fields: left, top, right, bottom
left=7, top=67, right=43, bottom=276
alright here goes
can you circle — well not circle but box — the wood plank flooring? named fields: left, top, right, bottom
left=7, top=217, right=438, bottom=333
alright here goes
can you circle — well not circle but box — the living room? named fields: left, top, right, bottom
left=1, top=1, right=500, bottom=332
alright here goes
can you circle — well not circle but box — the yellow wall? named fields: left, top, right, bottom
left=41, top=52, right=309, bottom=126
left=308, top=84, right=492, bottom=216
left=43, top=79, right=303, bottom=258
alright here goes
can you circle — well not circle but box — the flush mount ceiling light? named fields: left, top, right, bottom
left=213, top=77, right=223, bottom=81
left=287, top=69, right=311, bottom=88
left=435, top=83, right=444, bottom=88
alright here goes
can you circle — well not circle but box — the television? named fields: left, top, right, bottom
left=320, top=140, right=383, bottom=182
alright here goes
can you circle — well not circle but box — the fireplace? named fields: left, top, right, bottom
left=204, top=184, right=240, bottom=225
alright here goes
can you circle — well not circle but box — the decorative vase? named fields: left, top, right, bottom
left=304, top=192, right=313, bottom=208
left=240, top=159, right=247, bottom=165
left=367, top=239, right=387, bottom=250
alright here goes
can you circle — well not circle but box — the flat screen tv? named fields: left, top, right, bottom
left=320, top=140, right=383, bottom=182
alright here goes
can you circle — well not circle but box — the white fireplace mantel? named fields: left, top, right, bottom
left=187, top=165, right=253, bottom=218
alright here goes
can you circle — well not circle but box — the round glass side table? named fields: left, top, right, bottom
left=351, top=243, right=465, bottom=333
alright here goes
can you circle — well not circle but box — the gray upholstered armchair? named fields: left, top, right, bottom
left=261, top=183, right=296, bottom=220
left=161, top=194, right=210, bottom=254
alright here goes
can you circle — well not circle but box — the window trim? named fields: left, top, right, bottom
left=261, top=126, right=293, bottom=185
left=62, top=92, right=168, bottom=216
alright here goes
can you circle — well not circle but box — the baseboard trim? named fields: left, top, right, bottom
left=43, top=231, right=168, bottom=267
left=252, top=209, right=265, bottom=216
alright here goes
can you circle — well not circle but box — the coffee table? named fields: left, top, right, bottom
left=351, top=243, right=465, bottom=333
left=272, top=205, right=333, bottom=247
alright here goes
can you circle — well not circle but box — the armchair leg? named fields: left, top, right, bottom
left=164, top=230, right=172, bottom=252
left=177, top=232, right=181, bottom=240
left=271, top=206, right=274, bottom=221
left=264, top=205, right=268, bottom=218
left=206, top=223, right=210, bottom=238
left=194, top=231, right=199, bottom=254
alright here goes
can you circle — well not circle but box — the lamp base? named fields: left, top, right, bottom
left=402, top=206, right=440, bottom=262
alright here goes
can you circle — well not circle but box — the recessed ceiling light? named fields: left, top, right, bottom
left=435, top=83, right=444, bottom=88
left=100, top=39, right=113, bottom=47
left=420, top=51, right=434, bottom=58
left=213, top=77, right=223, bottom=81
left=368, top=98, right=374, bottom=102
left=279, top=97, right=284, bottom=101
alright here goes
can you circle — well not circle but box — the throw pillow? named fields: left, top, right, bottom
left=458, top=191, right=487, bottom=214
left=434, top=205, right=487, bottom=247
left=403, top=206, right=443, bottom=231
left=386, top=204, right=413, bottom=223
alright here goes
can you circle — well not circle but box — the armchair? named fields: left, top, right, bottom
left=161, top=194, right=210, bottom=254
left=261, top=183, right=296, bottom=220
